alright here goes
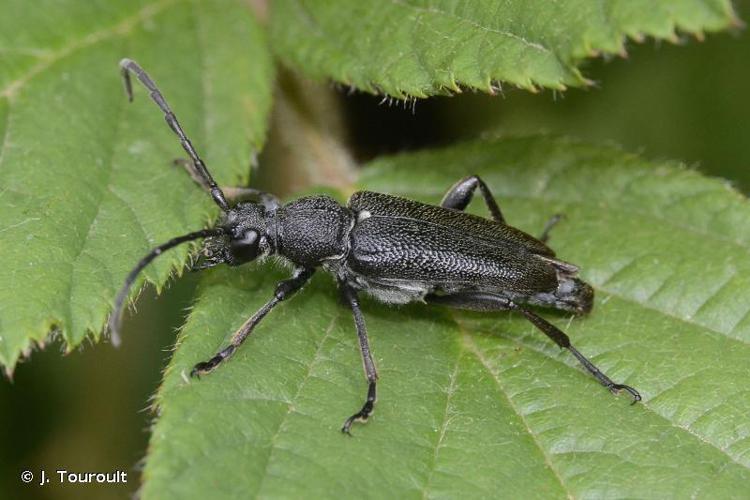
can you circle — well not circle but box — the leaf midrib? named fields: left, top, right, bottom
left=421, top=345, right=462, bottom=500
left=0, top=96, right=10, bottom=175
left=393, top=0, right=556, bottom=57
left=461, top=325, right=573, bottom=499
left=63, top=62, right=126, bottom=342
left=252, top=311, right=341, bottom=498
left=356, top=168, right=750, bottom=474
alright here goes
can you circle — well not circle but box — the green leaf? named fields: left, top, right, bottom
left=270, top=0, right=740, bottom=97
left=0, top=0, right=273, bottom=370
left=142, top=137, right=750, bottom=498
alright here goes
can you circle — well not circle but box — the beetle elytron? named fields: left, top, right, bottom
left=109, top=59, right=640, bottom=434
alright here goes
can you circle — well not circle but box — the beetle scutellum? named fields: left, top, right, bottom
left=110, top=59, right=641, bottom=434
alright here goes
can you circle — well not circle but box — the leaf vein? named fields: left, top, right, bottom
left=488, top=318, right=750, bottom=470
left=0, top=97, right=10, bottom=168
left=689, top=272, right=736, bottom=319
left=392, top=0, right=555, bottom=57
left=597, top=284, right=750, bottom=347
left=461, top=329, right=573, bottom=499
left=0, top=0, right=178, bottom=100
left=421, top=345, right=462, bottom=499
left=252, top=311, right=340, bottom=497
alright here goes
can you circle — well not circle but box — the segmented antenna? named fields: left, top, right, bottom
left=119, top=58, right=230, bottom=211
left=108, top=228, right=225, bottom=346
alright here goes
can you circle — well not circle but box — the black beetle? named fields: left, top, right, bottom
left=110, top=59, right=640, bottom=434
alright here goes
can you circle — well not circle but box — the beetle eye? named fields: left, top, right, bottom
left=230, top=229, right=261, bottom=263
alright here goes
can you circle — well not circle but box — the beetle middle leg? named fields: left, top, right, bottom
left=339, top=282, right=379, bottom=435
left=190, top=267, right=315, bottom=377
left=440, top=175, right=505, bottom=223
left=425, top=292, right=641, bottom=403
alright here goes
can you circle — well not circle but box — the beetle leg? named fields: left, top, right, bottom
left=173, top=158, right=280, bottom=211
left=190, top=268, right=315, bottom=377
left=426, top=291, right=514, bottom=311
left=440, top=175, right=505, bottom=223
left=425, top=292, right=641, bottom=403
left=339, top=282, right=379, bottom=435
left=538, top=213, right=564, bottom=243
left=514, top=305, right=641, bottom=403
left=220, top=187, right=281, bottom=211
left=172, top=158, right=212, bottom=192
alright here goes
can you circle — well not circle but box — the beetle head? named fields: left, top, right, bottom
left=194, top=202, right=275, bottom=269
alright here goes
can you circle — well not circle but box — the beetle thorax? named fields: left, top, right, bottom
left=274, top=195, right=354, bottom=267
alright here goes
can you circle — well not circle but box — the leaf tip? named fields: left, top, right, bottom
left=582, top=77, right=597, bottom=89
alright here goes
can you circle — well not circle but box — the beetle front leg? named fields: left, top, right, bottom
left=190, top=268, right=315, bottom=377
left=440, top=175, right=505, bottom=223
left=173, top=159, right=281, bottom=211
left=339, top=282, right=378, bottom=435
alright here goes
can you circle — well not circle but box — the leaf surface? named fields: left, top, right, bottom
left=270, top=0, right=739, bottom=97
left=0, top=0, right=273, bottom=369
left=142, top=137, right=750, bottom=498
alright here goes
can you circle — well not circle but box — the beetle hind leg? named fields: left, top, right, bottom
left=342, top=382, right=377, bottom=435
left=517, top=306, right=641, bottom=403
left=425, top=292, right=641, bottom=403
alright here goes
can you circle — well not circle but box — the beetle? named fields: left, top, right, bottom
left=110, top=59, right=641, bottom=434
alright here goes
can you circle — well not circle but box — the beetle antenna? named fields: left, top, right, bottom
left=108, top=228, right=225, bottom=346
left=119, top=58, right=230, bottom=212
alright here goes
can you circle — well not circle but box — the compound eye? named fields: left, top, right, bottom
left=230, top=229, right=261, bottom=263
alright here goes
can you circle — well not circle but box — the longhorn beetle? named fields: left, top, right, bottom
left=110, top=59, right=641, bottom=435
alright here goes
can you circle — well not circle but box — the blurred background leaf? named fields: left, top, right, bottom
left=270, top=0, right=739, bottom=97
left=142, top=137, right=750, bottom=498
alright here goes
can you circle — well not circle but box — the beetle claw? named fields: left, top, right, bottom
left=190, top=361, right=213, bottom=378
left=609, top=383, right=642, bottom=404
left=341, top=414, right=365, bottom=436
